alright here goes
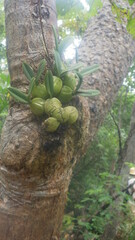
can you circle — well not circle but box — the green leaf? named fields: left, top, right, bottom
left=128, top=0, right=135, bottom=5
left=28, top=78, right=36, bottom=97
left=35, top=59, right=46, bottom=84
left=74, top=72, right=83, bottom=92
left=77, top=89, right=100, bottom=97
left=54, top=50, right=63, bottom=76
left=52, top=25, right=59, bottom=51
left=111, top=3, right=129, bottom=24
left=80, top=64, right=99, bottom=77
left=60, top=63, right=84, bottom=76
left=68, top=62, right=84, bottom=71
left=45, top=70, right=54, bottom=98
left=58, top=36, right=74, bottom=56
left=22, top=62, right=35, bottom=82
left=75, top=47, right=78, bottom=63
left=8, top=87, right=29, bottom=104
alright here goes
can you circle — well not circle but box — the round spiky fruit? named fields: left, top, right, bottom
left=32, top=84, right=49, bottom=99
left=52, top=108, right=69, bottom=123
left=62, top=73, right=77, bottom=91
left=53, top=76, right=63, bottom=96
left=44, top=98, right=62, bottom=116
left=58, top=86, right=73, bottom=104
left=30, top=98, right=45, bottom=116
left=43, top=117, right=60, bottom=132
left=64, top=106, right=78, bottom=124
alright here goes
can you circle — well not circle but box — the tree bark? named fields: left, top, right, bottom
left=0, top=0, right=135, bottom=239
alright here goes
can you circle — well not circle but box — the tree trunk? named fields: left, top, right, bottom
left=0, top=0, right=135, bottom=239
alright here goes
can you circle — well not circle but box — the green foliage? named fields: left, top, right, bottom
left=8, top=49, right=99, bottom=132
left=62, top=214, right=75, bottom=236
left=9, top=29, right=99, bottom=108
left=112, top=4, right=130, bottom=23
left=76, top=89, right=100, bottom=97
left=0, top=0, right=6, bottom=71
left=62, top=64, right=135, bottom=239
left=8, top=87, right=29, bottom=104
left=88, top=0, right=103, bottom=18
left=113, top=205, right=135, bottom=240
left=110, top=1, right=135, bottom=38
left=128, top=0, right=135, bottom=5
left=35, top=59, right=46, bottom=84
left=45, top=70, right=54, bottom=98
left=0, top=42, right=6, bottom=71
left=79, top=64, right=99, bottom=77
left=127, top=16, right=135, bottom=38
left=0, top=0, right=5, bottom=42
left=22, top=62, right=35, bottom=82
left=57, top=0, right=102, bottom=37
left=56, top=0, right=103, bottom=21
left=0, top=72, right=10, bottom=133
left=129, top=225, right=135, bottom=240
left=56, top=0, right=83, bottom=16
left=112, top=70, right=135, bottom=137
left=52, top=31, right=100, bottom=97
left=0, top=1, right=8, bottom=135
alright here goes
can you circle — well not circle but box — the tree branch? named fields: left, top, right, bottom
left=110, top=111, right=122, bottom=159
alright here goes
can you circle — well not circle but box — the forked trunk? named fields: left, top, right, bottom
left=0, top=0, right=135, bottom=239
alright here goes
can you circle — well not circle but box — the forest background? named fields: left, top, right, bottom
left=0, top=0, right=135, bottom=239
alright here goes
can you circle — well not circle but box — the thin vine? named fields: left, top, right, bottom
left=38, top=0, right=53, bottom=69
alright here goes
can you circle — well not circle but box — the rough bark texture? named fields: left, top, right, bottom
left=79, top=0, right=135, bottom=142
left=0, top=0, right=135, bottom=239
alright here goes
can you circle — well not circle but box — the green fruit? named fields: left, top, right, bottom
left=58, top=86, right=73, bottom=103
left=32, top=84, right=49, bottom=99
left=53, top=76, right=62, bottom=96
left=62, top=73, right=77, bottom=90
left=64, top=106, right=78, bottom=124
left=43, top=117, right=60, bottom=132
left=44, top=97, right=62, bottom=115
left=30, top=98, right=45, bottom=116
left=52, top=108, right=69, bottom=123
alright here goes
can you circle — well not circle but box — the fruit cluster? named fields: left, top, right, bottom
left=31, top=97, right=78, bottom=132
left=30, top=72, right=79, bottom=132
left=8, top=26, right=99, bottom=132
left=8, top=64, right=80, bottom=132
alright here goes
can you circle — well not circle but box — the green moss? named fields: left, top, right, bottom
left=127, top=17, right=135, bottom=39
